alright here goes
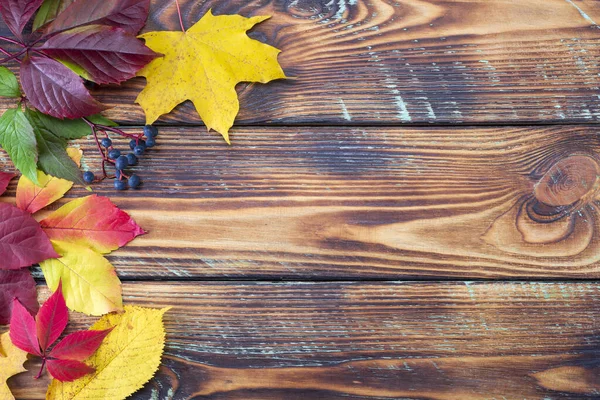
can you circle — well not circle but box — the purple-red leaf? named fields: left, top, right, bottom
left=49, top=328, right=112, bottom=361
left=46, top=358, right=95, bottom=382
left=36, top=281, right=68, bottom=352
left=0, top=269, right=38, bottom=325
left=20, top=56, right=106, bottom=119
left=40, top=25, right=157, bottom=84
left=0, top=0, right=44, bottom=37
left=0, top=202, right=59, bottom=270
left=46, top=0, right=150, bottom=34
left=0, top=171, right=13, bottom=196
left=9, top=298, right=41, bottom=356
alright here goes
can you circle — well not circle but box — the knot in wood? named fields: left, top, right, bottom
left=533, top=155, right=600, bottom=207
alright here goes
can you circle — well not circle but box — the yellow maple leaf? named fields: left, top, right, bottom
left=40, top=241, right=123, bottom=316
left=0, top=332, right=28, bottom=400
left=46, top=306, right=169, bottom=400
left=137, top=10, right=286, bottom=143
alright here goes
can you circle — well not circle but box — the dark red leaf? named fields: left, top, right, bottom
left=36, top=281, right=68, bottom=351
left=0, top=202, right=59, bottom=270
left=46, top=358, right=95, bottom=382
left=0, top=0, right=44, bottom=37
left=46, top=0, right=150, bottom=34
left=49, top=328, right=112, bottom=361
left=0, top=171, right=13, bottom=196
left=0, top=269, right=38, bottom=325
left=40, top=25, right=157, bottom=84
left=9, top=298, right=41, bottom=355
left=20, top=56, right=106, bottom=119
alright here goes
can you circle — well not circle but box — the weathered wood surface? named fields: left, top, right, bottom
left=2, top=0, right=600, bottom=124
left=2, top=0, right=600, bottom=399
left=2, top=125, right=599, bottom=279
left=8, top=282, right=600, bottom=399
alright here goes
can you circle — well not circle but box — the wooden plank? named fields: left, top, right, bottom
left=7, top=281, right=600, bottom=399
left=4, top=125, right=600, bottom=280
left=1, top=0, right=600, bottom=124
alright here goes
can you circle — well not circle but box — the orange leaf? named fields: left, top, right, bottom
left=40, top=195, right=145, bottom=254
left=16, top=148, right=83, bottom=214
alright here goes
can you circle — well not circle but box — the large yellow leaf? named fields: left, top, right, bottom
left=0, top=332, right=28, bottom=400
left=40, top=241, right=123, bottom=316
left=46, top=306, right=169, bottom=400
left=137, top=10, right=286, bottom=143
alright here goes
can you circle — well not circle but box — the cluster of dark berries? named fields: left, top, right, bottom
left=83, top=123, right=158, bottom=190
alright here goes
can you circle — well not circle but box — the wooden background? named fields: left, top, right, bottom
left=4, top=0, right=600, bottom=398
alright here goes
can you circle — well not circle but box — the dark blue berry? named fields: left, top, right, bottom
left=128, top=174, right=141, bottom=189
left=133, top=145, right=145, bottom=156
left=129, top=139, right=137, bottom=150
left=126, top=153, right=137, bottom=166
left=108, top=149, right=121, bottom=159
left=83, top=171, right=95, bottom=184
left=115, top=170, right=122, bottom=180
left=143, top=125, right=158, bottom=138
left=101, top=138, right=112, bottom=148
left=114, top=179, right=127, bottom=190
left=115, top=155, right=128, bottom=171
left=145, top=137, right=156, bottom=148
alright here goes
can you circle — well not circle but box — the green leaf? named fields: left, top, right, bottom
left=87, top=114, right=118, bottom=127
left=0, top=109, right=38, bottom=184
left=33, top=0, right=74, bottom=31
left=35, top=128, right=85, bottom=186
left=26, top=109, right=116, bottom=140
left=0, top=67, right=20, bottom=98
left=25, top=109, right=85, bottom=186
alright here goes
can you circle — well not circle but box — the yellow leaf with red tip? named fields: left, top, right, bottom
left=16, top=148, right=83, bottom=214
left=40, top=194, right=145, bottom=254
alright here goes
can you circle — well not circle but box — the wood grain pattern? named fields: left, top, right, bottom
left=7, top=281, right=600, bottom=399
left=1, top=0, right=600, bottom=124
left=2, top=125, right=598, bottom=279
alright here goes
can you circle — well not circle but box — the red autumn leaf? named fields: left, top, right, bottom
left=46, top=358, right=95, bottom=382
left=40, top=25, right=157, bottom=84
left=49, top=328, right=112, bottom=361
left=0, top=269, right=38, bottom=325
left=0, top=202, right=58, bottom=270
left=20, top=56, right=106, bottom=119
left=36, top=281, right=68, bottom=351
left=0, top=171, right=13, bottom=196
left=40, top=194, right=145, bottom=254
left=0, top=0, right=44, bottom=37
left=46, top=0, right=150, bottom=34
left=9, top=283, right=111, bottom=382
left=10, top=298, right=41, bottom=356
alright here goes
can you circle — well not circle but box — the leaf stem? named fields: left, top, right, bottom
left=175, top=0, right=185, bottom=32
left=0, top=48, right=27, bottom=64
left=35, top=358, right=47, bottom=379
left=0, top=47, right=11, bottom=57
left=0, top=35, right=24, bottom=46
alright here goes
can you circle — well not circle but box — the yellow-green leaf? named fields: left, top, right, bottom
left=40, top=241, right=123, bottom=316
left=46, top=306, right=169, bottom=400
left=137, top=10, right=286, bottom=143
left=0, top=332, right=28, bottom=400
